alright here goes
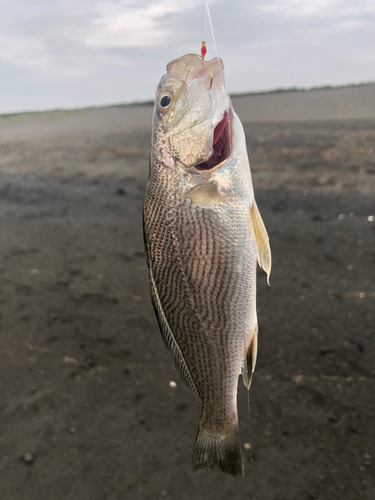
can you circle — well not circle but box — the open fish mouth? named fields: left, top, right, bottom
left=195, top=109, right=232, bottom=171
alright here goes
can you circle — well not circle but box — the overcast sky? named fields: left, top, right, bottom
left=1, top=0, right=374, bottom=114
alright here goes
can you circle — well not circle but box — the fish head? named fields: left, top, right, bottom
left=152, top=53, right=232, bottom=171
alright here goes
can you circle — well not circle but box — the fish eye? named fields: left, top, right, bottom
left=158, top=94, right=172, bottom=113
left=160, top=95, right=171, bottom=107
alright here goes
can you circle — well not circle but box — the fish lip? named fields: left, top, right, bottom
left=193, top=106, right=232, bottom=172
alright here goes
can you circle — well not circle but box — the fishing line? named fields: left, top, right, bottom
left=204, top=3, right=208, bottom=41
left=205, top=2, right=225, bottom=91
left=247, top=388, right=255, bottom=500
left=203, top=6, right=255, bottom=488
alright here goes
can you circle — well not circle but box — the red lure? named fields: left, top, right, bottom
left=201, top=41, right=207, bottom=59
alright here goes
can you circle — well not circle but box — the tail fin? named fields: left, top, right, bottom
left=192, top=423, right=244, bottom=477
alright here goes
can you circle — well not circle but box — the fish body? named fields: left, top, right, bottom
left=143, top=53, right=271, bottom=476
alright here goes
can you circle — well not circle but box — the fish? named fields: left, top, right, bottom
left=143, top=52, right=271, bottom=477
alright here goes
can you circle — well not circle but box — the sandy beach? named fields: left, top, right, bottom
left=0, top=84, right=374, bottom=499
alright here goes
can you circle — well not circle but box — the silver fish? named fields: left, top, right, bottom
left=143, top=53, right=271, bottom=476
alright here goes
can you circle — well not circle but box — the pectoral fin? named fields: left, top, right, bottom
left=250, top=200, right=272, bottom=284
left=183, top=181, right=226, bottom=209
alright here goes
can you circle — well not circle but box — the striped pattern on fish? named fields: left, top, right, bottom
left=143, top=53, right=271, bottom=476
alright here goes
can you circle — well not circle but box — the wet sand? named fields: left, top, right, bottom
left=0, top=85, right=374, bottom=499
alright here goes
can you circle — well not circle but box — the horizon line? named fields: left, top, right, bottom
left=1, top=80, right=374, bottom=119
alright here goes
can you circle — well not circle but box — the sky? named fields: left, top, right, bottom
left=0, top=0, right=374, bottom=114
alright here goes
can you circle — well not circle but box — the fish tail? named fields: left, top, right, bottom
left=192, top=422, right=244, bottom=477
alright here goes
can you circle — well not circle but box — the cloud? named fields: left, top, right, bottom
left=255, top=0, right=375, bottom=19
left=86, top=0, right=203, bottom=48
left=0, top=0, right=374, bottom=113
left=0, top=34, right=48, bottom=68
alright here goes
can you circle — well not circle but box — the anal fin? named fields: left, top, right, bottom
left=241, top=327, right=258, bottom=390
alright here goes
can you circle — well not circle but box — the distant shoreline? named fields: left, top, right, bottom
left=1, top=80, right=374, bottom=119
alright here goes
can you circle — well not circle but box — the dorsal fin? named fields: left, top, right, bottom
left=148, top=267, right=198, bottom=396
left=250, top=200, right=272, bottom=285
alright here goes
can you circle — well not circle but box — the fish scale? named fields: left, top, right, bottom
left=144, top=52, right=271, bottom=476
left=144, top=160, right=256, bottom=461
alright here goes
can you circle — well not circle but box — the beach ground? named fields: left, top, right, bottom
left=0, top=86, right=374, bottom=500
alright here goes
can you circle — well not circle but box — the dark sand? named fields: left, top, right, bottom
left=0, top=85, right=374, bottom=499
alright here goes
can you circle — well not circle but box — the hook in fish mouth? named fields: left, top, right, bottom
left=194, top=108, right=232, bottom=171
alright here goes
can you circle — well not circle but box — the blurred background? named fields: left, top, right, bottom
left=1, top=0, right=375, bottom=113
left=0, top=1, right=374, bottom=499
